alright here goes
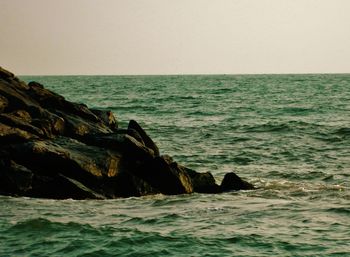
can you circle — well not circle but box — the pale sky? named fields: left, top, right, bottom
left=1, top=0, right=350, bottom=75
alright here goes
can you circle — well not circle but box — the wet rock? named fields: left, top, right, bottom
left=29, top=173, right=106, bottom=200
left=0, top=79, right=39, bottom=112
left=0, top=95, right=8, bottom=112
left=220, top=172, right=255, bottom=191
left=8, top=138, right=121, bottom=179
left=0, top=67, right=15, bottom=81
left=134, top=156, right=193, bottom=195
left=0, top=66, right=254, bottom=199
left=186, top=168, right=221, bottom=193
left=128, top=120, right=160, bottom=156
left=56, top=111, right=111, bottom=137
left=0, top=159, right=33, bottom=196
left=102, top=173, right=159, bottom=198
left=28, top=81, right=100, bottom=124
left=31, top=109, right=66, bottom=138
left=0, top=111, right=45, bottom=137
left=91, top=109, right=118, bottom=130
left=0, top=67, right=29, bottom=90
left=0, top=123, right=38, bottom=143
left=83, top=132, right=156, bottom=161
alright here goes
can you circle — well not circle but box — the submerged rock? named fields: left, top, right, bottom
left=0, top=66, right=254, bottom=199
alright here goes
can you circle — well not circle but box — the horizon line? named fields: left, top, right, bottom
left=18, top=72, right=350, bottom=77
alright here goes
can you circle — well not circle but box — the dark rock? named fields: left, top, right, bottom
left=0, top=159, right=33, bottom=196
left=28, top=81, right=66, bottom=106
left=126, top=128, right=145, bottom=145
left=0, top=111, right=45, bottom=137
left=0, top=67, right=29, bottom=90
left=8, top=137, right=121, bottom=179
left=56, top=111, right=111, bottom=137
left=220, top=172, right=255, bottom=192
left=102, top=173, right=159, bottom=198
left=0, top=123, right=38, bottom=143
left=0, top=95, right=8, bottom=112
left=28, top=81, right=100, bottom=124
left=161, top=154, right=173, bottom=162
left=0, top=78, right=40, bottom=113
left=0, top=66, right=254, bottom=199
left=0, top=67, right=15, bottom=80
left=30, top=173, right=106, bottom=200
left=91, top=108, right=118, bottom=130
left=128, top=120, right=160, bottom=156
left=134, top=156, right=193, bottom=195
left=31, top=109, right=66, bottom=138
left=186, top=168, right=221, bottom=193
left=82, top=132, right=155, bottom=161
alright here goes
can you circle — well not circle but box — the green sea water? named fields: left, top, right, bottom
left=1, top=74, right=349, bottom=256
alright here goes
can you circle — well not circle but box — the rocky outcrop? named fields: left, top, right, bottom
left=0, top=66, right=254, bottom=199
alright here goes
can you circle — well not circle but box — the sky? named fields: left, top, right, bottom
left=1, top=0, right=350, bottom=75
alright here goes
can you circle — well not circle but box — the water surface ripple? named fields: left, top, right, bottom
left=1, top=74, right=348, bottom=256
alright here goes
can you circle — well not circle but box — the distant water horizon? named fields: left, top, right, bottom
left=1, top=74, right=349, bottom=256
left=17, top=72, right=350, bottom=77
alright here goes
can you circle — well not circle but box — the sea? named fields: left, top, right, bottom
left=1, top=74, right=349, bottom=256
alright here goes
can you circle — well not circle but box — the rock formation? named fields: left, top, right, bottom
left=0, top=66, right=254, bottom=199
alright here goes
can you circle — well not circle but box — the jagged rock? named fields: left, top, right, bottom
left=31, top=109, right=66, bottom=138
left=186, top=168, right=221, bottom=193
left=4, top=137, right=159, bottom=198
left=0, top=123, right=38, bottom=143
left=7, top=138, right=120, bottom=178
left=82, top=132, right=156, bottom=161
left=0, top=66, right=254, bottom=199
left=0, top=111, right=45, bottom=137
left=56, top=111, right=111, bottom=137
left=0, top=159, right=33, bottom=196
left=128, top=120, right=160, bottom=156
left=0, top=67, right=15, bottom=81
left=29, top=173, right=106, bottom=200
left=102, top=173, right=159, bottom=198
left=0, top=78, right=40, bottom=112
left=134, top=156, right=193, bottom=195
left=0, top=95, right=8, bottom=112
left=91, top=109, right=118, bottom=130
left=0, top=67, right=29, bottom=90
left=28, top=81, right=102, bottom=124
left=220, top=172, right=255, bottom=191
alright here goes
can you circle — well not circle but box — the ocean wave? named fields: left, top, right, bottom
left=6, top=218, right=112, bottom=236
left=11, top=74, right=350, bottom=257
left=235, top=120, right=322, bottom=133
left=248, top=179, right=349, bottom=200
left=243, top=122, right=291, bottom=133
left=1, top=218, right=115, bottom=256
left=279, top=106, right=315, bottom=115
left=326, top=207, right=350, bottom=215
left=334, top=127, right=350, bottom=136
